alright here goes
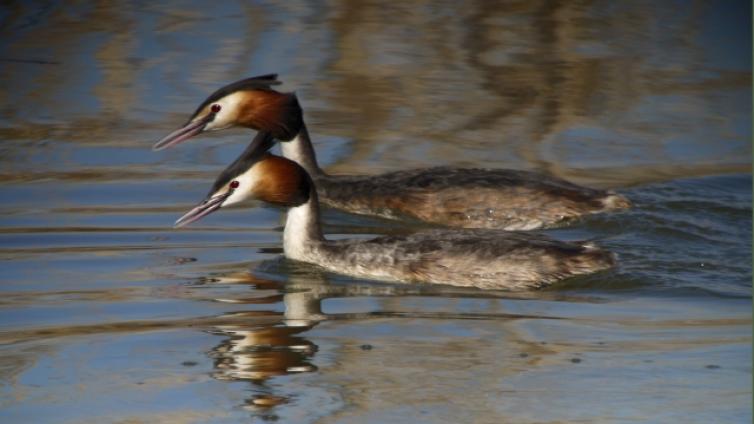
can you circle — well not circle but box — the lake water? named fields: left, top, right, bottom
left=0, top=1, right=751, bottom=423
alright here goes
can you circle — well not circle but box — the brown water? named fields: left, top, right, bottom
left=0, top=1, right=751, bottom=423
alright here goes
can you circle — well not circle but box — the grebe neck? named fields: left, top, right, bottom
left=283, top=183, right=325, bottom=261
left=281, top=123, right=325, bottom=178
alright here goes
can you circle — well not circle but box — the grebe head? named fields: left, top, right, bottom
left=153, top=74, right=303, bottom=151
left=174, top=131, right=311, bottom=228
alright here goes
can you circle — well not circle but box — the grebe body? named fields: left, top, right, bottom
left=312, top=165, right=625, bottom=230
left=174, top=132, right=617, bottom=291
left=155, top=75, right=630, bottom=230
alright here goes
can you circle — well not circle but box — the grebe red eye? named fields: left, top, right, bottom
left=230, top=180, right=240, bottom=189
left=211, top=104, right=221, bottom=113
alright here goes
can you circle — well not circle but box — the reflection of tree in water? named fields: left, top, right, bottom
left=1, top=2, right=746, bottom=187
left=318, top=1, right=749, bottom=182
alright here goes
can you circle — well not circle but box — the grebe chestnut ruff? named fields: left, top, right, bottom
left=155, top=74, right=630, bottom=230
left=174, top=131, right=616, bottom=291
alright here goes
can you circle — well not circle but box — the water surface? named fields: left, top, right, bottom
left=0, top=1, right=751, bottom=423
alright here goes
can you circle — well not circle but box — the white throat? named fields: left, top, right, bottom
left=279, top=126, right=322, bottom=177
left=283, top=197, right=321, bottom=262
left=280, top=133, right=309, bottom=167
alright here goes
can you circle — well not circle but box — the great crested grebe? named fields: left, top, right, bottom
left=155, top=74, right=630, bottom=230
left=173, top=131, right=616, bottom=290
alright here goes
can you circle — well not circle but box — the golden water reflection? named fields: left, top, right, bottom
left=0, top=1, right=749, bottom=188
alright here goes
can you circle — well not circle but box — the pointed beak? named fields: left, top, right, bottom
left=174, top=191, right=232, bottom=228
left=153, top=114, right=214, bottom=151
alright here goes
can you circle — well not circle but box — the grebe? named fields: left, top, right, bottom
left=155, top=75, right=630, bottom=230
left=173, top=131, right=616, bottom=291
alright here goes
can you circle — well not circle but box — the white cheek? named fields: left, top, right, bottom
left=222, top=171, right=258, bottom=207
left=206, top=115, right=232, bottom=131
left=204, top=92, right=244, bottom=131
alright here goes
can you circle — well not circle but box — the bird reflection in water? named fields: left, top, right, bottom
left=192, top=269, right=586, bottom=413
left=195, top=272, right=326, bottom=411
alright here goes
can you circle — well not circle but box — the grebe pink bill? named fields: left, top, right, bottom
left=173, top=131, right=616, bottom=291
left=153, top=74, right=630, bottom=231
